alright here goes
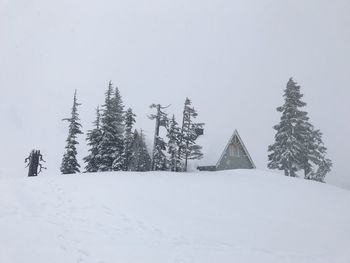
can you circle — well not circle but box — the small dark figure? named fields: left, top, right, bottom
left=25, top=150, right=46, bottom=177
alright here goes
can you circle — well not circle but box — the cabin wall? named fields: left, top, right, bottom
left=216, top=144, right=254, bottom=170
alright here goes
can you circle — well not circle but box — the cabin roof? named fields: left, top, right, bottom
left=215, top=129, right=256, bottom=169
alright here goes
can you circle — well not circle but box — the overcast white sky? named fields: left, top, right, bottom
left=0, top=0, right=349, bottom=187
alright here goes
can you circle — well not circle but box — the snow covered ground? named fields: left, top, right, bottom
left=0, top=170, right=349, bottom=263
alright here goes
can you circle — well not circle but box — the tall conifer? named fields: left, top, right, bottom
left=111, top=87, right=125, bottom=171
left=268, top=78, right=332, bottom=181
left=149, top=104, right=169, bottom=171
left=99, top=82, right=125, bottom=171
left=83, top=106, right=102, bottom=172
left=167, top=115, right=182, bottom=171
left=121, top=108, right=136, bottom=171
left=178, top=98, right=204, bottom=171
left=129, top=130, right=152, bottom=171
left=61, top=90, right=83, bottom=174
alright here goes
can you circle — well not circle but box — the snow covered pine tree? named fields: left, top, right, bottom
left=129, top=129, right=152, bottom=171
left=178, top=98, right=204, bottom=172
left=83, top=106, right=103, bottom=172
left=121, top=108, right=136, bottom=171
left=60, top=90, right=83, bottom=174
left=110, top=86, right=126, bottom=171
left=152, top=136, right=167, bottom=171
left=98, top=81, right=125, bottom=172
left=149, top=104, right=169, bottom=171
left=268, top=78, right=332, bottom=181
left=166, top=114, right=182, bottom=171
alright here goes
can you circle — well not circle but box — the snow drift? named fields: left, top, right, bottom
left=0, top=170, right=349, bottom=263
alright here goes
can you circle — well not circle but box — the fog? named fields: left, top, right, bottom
left=0, top=0, right=349, bottom=187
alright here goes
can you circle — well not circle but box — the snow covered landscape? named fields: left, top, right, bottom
left=1, top=169, right=349, bottom=263
left=1, top=0, right=349, bottom=262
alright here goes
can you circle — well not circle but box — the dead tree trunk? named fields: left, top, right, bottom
left=25, top=150, right=46, bottom=177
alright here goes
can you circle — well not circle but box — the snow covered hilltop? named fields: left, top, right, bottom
left=1, top=170, right=349, bottom=263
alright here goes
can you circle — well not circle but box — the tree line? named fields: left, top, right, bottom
left=59, top=77, right=332, bottom=183
left=60, top=81, right=204, bottom=174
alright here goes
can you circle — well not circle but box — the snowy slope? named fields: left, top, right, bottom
left=0, top=170, right=349, bottom=263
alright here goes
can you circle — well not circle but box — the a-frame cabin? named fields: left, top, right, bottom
left=198, top=130, right=255, bottom=171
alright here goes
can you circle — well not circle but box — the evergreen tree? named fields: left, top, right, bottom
left=111, top=86, right=126, bottom=171
left=149, top=104, right=169, bottom=171
left=129, top=130, right=152, bottom=171
left=138, top=130, right=152, bottom=171
left=121, top=108, right=136, bottom=171
left=178, top=98, right=204, bottom=171
left=83, top=106, right=102, bottom=172
left=166, top=115, right=182, bottom=171
left=152, top=136, right=168, bottom=171
left=99, top=82, right=125, bottom=171
left=268, top=78, right=310, bottom=177
left=268, top=78, right=332, bottom=180
left=61, top=90, right=83, bottom=174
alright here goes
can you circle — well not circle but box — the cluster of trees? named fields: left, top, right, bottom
left=60, top=82, right=204, bottom=174
left=268, top=78, right=332, bottom=182
left=60, top=78, right=332, bottom=183
left=148, top=98, right=204, bottom=172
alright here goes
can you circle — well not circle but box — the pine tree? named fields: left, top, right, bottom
left=152, top=136, right=167, bottom=171
left=61, top=90, right=83, bottom=174
left=129, top=130, right=152, bottom=171
left=99, top=82, right=125, bottom=171
left=83, top=106, right=102, bottom=172
left=166, top=115, right=182, bottom=171
left=111, top=86, right=126, bottom=171
left=268, top=78, right=310, bottom=177
left=98, top=82, right=114, bottom=171
left=149, top=104, right=169, bottom=171
left=121, top=108, right=136, bottom=171
left=138, top=130, right=152, bottom=171
left=268, top=78, right=332, bottom=180
left=178, top=98, right=204, bottom=171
